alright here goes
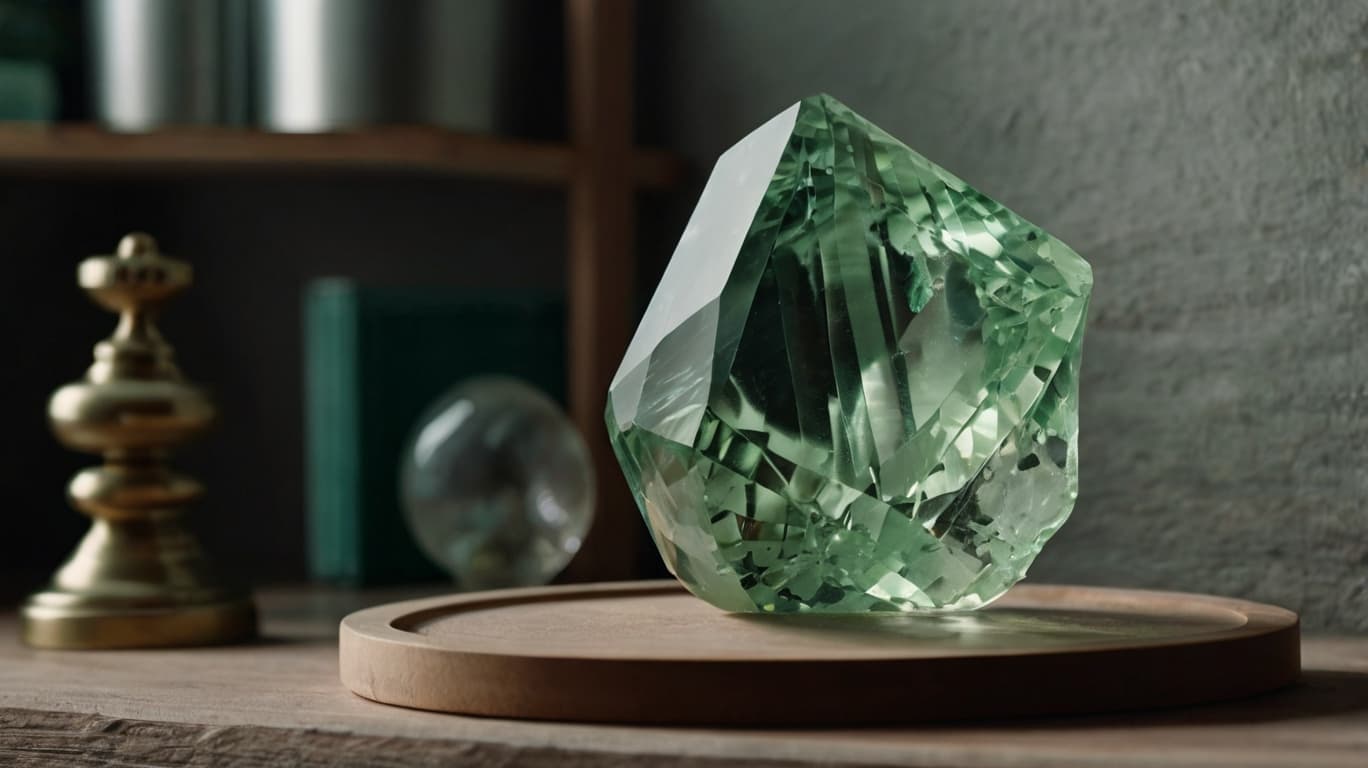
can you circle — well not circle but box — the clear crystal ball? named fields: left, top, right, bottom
left=401, top=377, right=594, bottom=590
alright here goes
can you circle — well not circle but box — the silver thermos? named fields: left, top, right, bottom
left=253, top=0, right=387, bottom=132
left=87, top=0, right=245, bottom=131
left=87, top=0, right=512, bottom=134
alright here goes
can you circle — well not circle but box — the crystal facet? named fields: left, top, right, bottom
left=607, top=94, right=1092, bottom=613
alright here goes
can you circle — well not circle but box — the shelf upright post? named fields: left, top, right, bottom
left=563, top=0, right=638, bottom=581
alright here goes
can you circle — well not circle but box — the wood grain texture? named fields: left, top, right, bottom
left=0, top=124, right=685, bottom=187
left=0, top=708, right=812, bottom=768
left=339, top=581, right=1300, bottom=724
left=0, top=588, right=1365, bottom=767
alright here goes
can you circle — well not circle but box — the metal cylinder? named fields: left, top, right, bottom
left=416, top=0, right=502, bottom=133
left=253, top=0, right=387, bottom=132
left=87, top=0, right=226, bottom=131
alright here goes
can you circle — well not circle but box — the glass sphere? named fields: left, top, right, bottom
left=400, top=377, right=594, bottom=590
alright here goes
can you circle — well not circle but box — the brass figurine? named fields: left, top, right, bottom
left=22, top=233, right=256, bottom=649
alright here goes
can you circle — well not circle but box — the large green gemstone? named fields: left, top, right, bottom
left=607, top=94, right=1092, bottom=613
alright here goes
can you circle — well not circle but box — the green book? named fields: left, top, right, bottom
left=304, top=280, right=566, bottom=586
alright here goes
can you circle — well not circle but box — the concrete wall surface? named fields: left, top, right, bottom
left=640, top=0, right=1368, bottom=630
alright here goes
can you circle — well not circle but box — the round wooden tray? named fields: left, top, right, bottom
left=339, top=580, right=1300, bottom=725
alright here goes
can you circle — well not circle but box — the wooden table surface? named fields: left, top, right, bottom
left=1, top=587, right=1365, bottom=768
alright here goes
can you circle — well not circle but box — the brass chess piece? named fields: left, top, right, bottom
left=21, top=233, right=256, bottom=649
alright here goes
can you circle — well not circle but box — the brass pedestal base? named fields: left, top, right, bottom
left=20, top=515, right=257, bottom=649
left=21, top=594, right=256, bottom=650
left=24, top=234, right=258, bottom=650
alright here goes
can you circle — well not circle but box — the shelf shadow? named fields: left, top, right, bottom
left=915, top=670, right=1368, bottom=732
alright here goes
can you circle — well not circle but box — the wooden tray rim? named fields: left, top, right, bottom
left=340, top=580, right=1299, bottom=663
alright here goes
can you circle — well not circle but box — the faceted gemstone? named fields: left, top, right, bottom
left=606, top=94, right=1092, bottom=613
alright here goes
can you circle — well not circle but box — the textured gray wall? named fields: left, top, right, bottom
left=640, top=0, right=1368, bottom=630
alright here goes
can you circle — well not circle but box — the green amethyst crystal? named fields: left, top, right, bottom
left=606, top=94, right=1092, bottom=613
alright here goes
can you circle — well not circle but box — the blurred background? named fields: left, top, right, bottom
left=1, top=0, right=1365, bottom=631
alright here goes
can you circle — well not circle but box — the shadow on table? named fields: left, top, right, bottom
left=722, top=610, right=1360, bottom=729
left=1004, top=670, right=1368, bottom=730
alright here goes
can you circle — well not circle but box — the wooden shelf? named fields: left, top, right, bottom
left=0, top=123, right=686, bottom=188
left=0, top=587, right=1365, bottom=767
